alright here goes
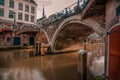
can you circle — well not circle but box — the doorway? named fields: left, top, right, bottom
left=29, top=37, right=35, bottom=46
left=109, top=26, right=120, bottom=80
left=13, top=37, right=21, bottom=45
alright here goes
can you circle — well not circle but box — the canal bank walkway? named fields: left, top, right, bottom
left=0, top=46, right=35, bottom=51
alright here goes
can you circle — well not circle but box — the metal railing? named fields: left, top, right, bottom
left=40, top=0, right=89, bottom=27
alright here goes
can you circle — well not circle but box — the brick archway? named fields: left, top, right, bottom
left=37, top=29, right=49, bottom=44
left=51, top=17, right=105, bottom=52
left=108, top=24, right=120, bottom=80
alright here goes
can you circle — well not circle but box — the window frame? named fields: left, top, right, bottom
left=18, top=3, right=23, bottom=11
left=9, top=0, right=14, bottom=8
left=18, top=12, right=23, bottom=20
left=7, top=37, right=11, bottom=43
left=25, top=5, right=29, bottom=12
left=0, top=0, right=4, bottom=6
left=31, top=7, right=35, bottom=13
left=25, top=14, right=29, bottom=21
left=9, top=10, right=15, bottom=18
left=31, top=15, right=34, bottom=22
left=0, top=8, right=4, bottom=17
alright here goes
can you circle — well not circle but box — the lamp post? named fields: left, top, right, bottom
left=13, top=12, right=16, bottom=30
left=35, top=42, right=41, bottom=55
left=9, top=11, right=16, bottom=46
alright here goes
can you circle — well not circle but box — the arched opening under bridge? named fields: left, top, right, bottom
left=52, top=22, right=105, bottom=52
left=37, top=30, right=49, bottom=44
left=52, top=22, right=105, bottom=77
left=36, top=30, right=50, bottom=55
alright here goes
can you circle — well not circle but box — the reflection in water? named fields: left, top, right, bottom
left=0, top=49, right=36, bottom=68
left=0, top=68, right=45, bottom=80
left=0, top=49, right=104, bottom=80
left=89, top=57, right=104, bottom=76
left=0, top=49, right=78, bottom=80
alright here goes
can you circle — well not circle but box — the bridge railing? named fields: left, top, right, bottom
left=40, top=0, right=89, bottom=27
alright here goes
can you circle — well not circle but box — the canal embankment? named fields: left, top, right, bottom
left=0, top=46, right=35, bottom=51
left=53, top=50, right=78, bottom=54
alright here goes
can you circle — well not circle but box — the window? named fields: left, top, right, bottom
left=31, top=7, right=35, bottom=13
left=116, top=5, right=120, bottom=16
left=25, top=14, right=29, bottom=21
left=9, top=10, right=15, bottom=18
left=9, top=0, right=14, bottom=8
left=0, top=8, right=4, bottom=17
left=18, top=3, right=23, bottom=11
left=18, top=12, right=22, bottom=20
left=25, top=5, right=29, bottom=12
left=31, top=15, right=34, bottom=22
left=0, top=0, right=4, bottom=6
left=7, top=37, right=11, bottom=42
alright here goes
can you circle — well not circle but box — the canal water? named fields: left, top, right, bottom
left=0, top=49, right=104, bottom=80
left=0, top=49, right=79, bottom=80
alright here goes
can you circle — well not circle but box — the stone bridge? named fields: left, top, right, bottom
left=37, top=0, right=120, bottom=79
left=36, top=0, right=106, bottom=52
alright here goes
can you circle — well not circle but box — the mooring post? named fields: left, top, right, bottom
left=78, top=49, right=87, bottom=80
left=36, top=42, right=41, bottom=55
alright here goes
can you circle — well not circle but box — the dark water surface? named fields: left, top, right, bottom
left=0, top=49, right=79, bottom=80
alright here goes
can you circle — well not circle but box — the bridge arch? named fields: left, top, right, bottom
left=51, top=16, right=105, bottom=52
left=108, top=23, right=120, bottom=80
left=36, top=29, right=50, bottom=45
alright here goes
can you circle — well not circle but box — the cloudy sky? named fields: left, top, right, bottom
left=34, top=0, right=76, bottom=19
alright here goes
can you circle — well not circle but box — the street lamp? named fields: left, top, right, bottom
left=13, top=12, right=17, bottom=30
left=9, top=11, right=17, bottom=30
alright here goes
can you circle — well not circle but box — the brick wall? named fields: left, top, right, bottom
left=0, top=32, right=12, bottom=46
left=0, top=32, right=36, bottom=46
left=106, top=0, right=120, bottom=30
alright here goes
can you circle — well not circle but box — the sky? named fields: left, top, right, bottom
left=34, top=0, right=76, bottom=19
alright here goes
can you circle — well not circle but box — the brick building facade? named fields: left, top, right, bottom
left=0, top=0, right=37, bottom=47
